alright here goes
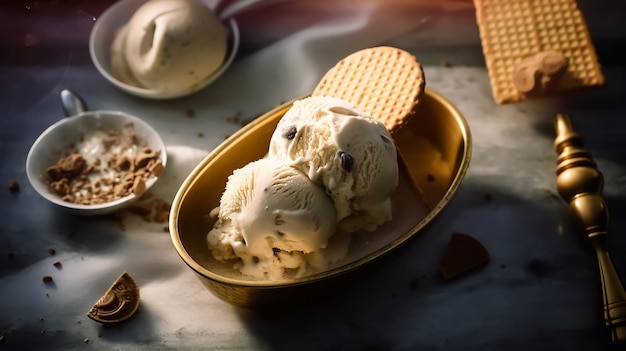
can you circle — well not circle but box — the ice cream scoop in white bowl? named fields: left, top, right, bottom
left=89, top=0, right=240, bottom=99
left=26, top=89, right=167, bottom=215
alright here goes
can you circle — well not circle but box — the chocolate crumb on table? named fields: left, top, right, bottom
left=126, top=197, right=171, bottom=223
left=483, top=192, right=493, bottom=202
left=226, top=111, right=242, bottom=124
left=439, top=232, right=490, bottom=280
left=127, top=201, right=153, bottom=221
left=153, top=198, right=171, bottom=223
left=111, top=212, right=127, bottom=231
left=8, top=179, right=19, bottom=192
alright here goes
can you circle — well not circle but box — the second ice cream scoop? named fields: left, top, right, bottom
left=207, top=158, right=337, bottom=279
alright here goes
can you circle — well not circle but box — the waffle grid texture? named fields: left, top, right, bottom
left=474, top=0, right=605, bottom=104
left=313, top=46, right=425, bottom=133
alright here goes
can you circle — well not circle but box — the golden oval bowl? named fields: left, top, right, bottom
left=169, top=88, right=472, bottom=309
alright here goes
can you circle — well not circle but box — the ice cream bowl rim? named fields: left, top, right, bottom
left=169, top=88, right=472, bottom=308
left=89, top=0, right=240, bottom=100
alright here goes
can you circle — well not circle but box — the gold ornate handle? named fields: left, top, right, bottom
left=554, top=112, right=626, bottom=342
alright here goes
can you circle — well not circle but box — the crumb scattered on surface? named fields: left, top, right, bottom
left=153, top=199, right=171, bottom=223
left=126, top=198, right=171, bottom=223
left=127, top=201, right=152, bottom=221
left=65, top=224, right=77, bottom=238
left=197, top=132, right=204, bottom=138
left=439, top=232, right=490, bottom=280
left=543, top=189, right=560, bottom=202
left=110, top=212, right=127, bottom=231
left=441, top=60, right=451, bottom=67
left=226, top=111, right=258, bottom=127
left=226, top=111, right=242, bottom=124
left=185, top=108, right=195, bottom=118
left=48, top=248, right=56, bottom=255
left=525, top=258, right=551, bottom=279
left=8, top=179, right=19, bottom=192
left=42, top=275, right=53, bottom=283
left=109, top=195, right=172, bottom=229
left=484, top=193, right=493, bottom=202
left=53, top=260, right=62, bottom=268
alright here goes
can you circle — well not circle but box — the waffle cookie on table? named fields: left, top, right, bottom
left=473, top=0, right=605, bottom=104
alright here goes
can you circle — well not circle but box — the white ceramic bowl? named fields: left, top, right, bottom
left=26, top=92, right=167, bottom=215
left=89, top=0, right=240, bottom=99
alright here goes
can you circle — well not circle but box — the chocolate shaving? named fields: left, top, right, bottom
left=439, top=232, right=490, bottom=280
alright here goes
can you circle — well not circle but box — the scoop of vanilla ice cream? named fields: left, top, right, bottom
left=111, top=0, right=228, bottom=93
left=269, top=96, right=399, bottom=232
left=207, top=158, right=337, bottom=279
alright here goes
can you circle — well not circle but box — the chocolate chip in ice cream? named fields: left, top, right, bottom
left=338, top=151, right=354, bottom=172
left=282, top=126, right=297, bottom=140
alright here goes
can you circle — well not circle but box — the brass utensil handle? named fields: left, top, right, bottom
left=554, top=112, right=626, bottom=343
left=593, top=234, right=626, bottom=342
left=569, top=195, right=626, bottom=342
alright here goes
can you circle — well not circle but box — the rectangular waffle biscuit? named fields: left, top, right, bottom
left=473, top=0, right=605, bottom=104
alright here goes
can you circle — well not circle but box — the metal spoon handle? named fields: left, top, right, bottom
left=60, top=89, right=87, bottom=116
left=554, top=112, right=626, bottom=343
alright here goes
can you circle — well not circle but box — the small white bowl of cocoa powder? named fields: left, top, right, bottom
left=26, top=90, right=167, bottom=215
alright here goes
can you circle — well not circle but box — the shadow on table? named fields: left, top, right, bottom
left=232, top=175, right=620, bottom=350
